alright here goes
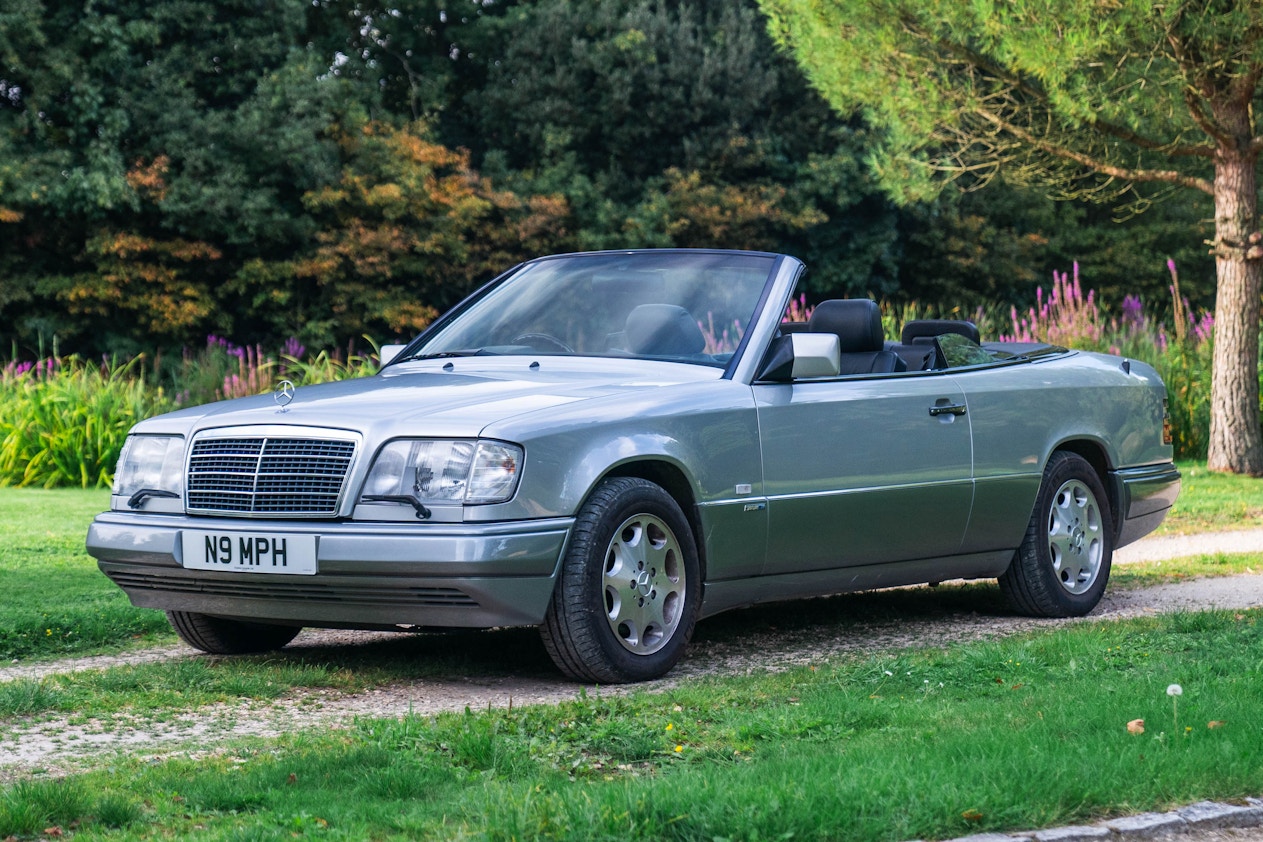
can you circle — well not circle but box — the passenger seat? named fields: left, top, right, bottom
left=807, top=300, right=905, bottom=375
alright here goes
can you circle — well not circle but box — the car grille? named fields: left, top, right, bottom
left=187, top=436, right=357, bottom=517
left=107, top=570, right=479, bottom=608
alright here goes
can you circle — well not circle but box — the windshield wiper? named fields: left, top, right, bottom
left=399, top=348, right=488, bottom=362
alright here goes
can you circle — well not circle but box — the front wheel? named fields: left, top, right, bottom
left=167, top=611, right=301, bottom=654
left=540, top=477, right=701, bottom=683
left=999, top=451, right=1113, bottom=617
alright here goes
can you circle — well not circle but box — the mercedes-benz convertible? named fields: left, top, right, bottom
left=87, top=249, right=1180, bottom=682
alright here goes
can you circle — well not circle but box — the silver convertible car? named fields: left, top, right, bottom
left=88, top=249, right=1180, bottom=682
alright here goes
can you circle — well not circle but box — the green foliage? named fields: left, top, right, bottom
left=0, top=0, right=1236, bottom=355
left=0, top=339, right=386, bottom=488
left=1153, top=340, right=1215, bottom=460
left=452, top=0, right=902, bottom=298
left=757, top=0, right=1230, bottom=202
left=0, top=356, right=172, bottom=488
left=895, top=179, right=1218, bottom=310
left=0, top=1, right=353, bottom=352
left=0, top=1, right=575, bottom=354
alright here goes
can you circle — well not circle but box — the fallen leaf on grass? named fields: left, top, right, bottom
left=961, top=809, right=984, bottom=822
left=1208, top=720, right=1227, bottom=729
left=1127, top=719, right=1145, bottom=735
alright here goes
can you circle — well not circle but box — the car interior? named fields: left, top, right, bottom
left=778, top=298, right=989, bottom=374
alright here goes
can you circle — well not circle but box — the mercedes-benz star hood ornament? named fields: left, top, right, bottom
left=274, top=379, right=296, bottom=411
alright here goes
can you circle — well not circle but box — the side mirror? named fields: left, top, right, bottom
left=757, top=333, right=841, bottom=381
left=379, top=344, right=406, bottom=366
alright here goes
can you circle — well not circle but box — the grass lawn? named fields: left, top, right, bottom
left=0, top=489, right=171, bottom=662
left=2, top=610, right=1261, bottom=840
left=1156, top=460, right=1263, bottom=535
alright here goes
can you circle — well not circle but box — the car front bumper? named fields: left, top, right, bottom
left=86, top=512, right=573, bottom=630
left=1111, top=462, right=1181, bottom=548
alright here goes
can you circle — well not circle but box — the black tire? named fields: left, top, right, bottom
left=999, top=451, right=1114, bottom=617
left=166, top=611, right=301, bottom=654
left=540, top=477, right=701, bottom=683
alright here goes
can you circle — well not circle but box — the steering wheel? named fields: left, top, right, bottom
left=512, top=333, right=574, bottom=354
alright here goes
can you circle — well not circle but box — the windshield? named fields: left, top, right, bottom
left=403, top=251, right=777, bottom=368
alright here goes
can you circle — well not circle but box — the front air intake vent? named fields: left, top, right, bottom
left=187, top=434, right=356, bottom=517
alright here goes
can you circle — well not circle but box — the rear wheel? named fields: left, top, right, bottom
left=540, top=477, right=700, bottom=683
left=999, top=451, right=1113, bottom=617
left=166, top=611, right=301, bottom=654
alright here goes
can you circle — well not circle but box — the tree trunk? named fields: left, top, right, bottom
left=1207, top=143, right=1263, bottom=476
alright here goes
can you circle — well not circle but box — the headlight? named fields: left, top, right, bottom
left=363, top=439, right=523, bottom=505
left=112, top=435, right=185, bottom=501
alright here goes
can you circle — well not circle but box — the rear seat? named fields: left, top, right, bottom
left=887, top=319, right=982, bottom=371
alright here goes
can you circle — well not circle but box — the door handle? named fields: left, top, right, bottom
left=928, top=403, right=968, bottom=417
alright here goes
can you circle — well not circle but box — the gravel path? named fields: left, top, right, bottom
left=1114, top=528, right=1263, bottom=563
left=3, top=528, right=1262, bottom=782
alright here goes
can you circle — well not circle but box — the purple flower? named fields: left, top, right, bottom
left=1121, top=295, right=1144, bottom=330
left=282, top=337, right=306, bottom=359
left=1193, top=311, right=1214, bottom=344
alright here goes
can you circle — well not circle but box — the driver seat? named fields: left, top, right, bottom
left=623, top=304, right=706, bottom=356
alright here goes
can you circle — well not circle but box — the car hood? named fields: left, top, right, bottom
left=135, top=357, right=722, bottom=438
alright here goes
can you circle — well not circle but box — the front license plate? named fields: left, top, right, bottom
left=181, top=531, right=318, bottom=575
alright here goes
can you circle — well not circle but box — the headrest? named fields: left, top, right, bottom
left=624, top=304, right=706, bottom=356
left=807, top=299, right=884, bottom=353
left=901, top=319, right=980, bottom=345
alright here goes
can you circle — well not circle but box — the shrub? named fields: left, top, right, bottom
left=0, top=339, right=383, bottom=487
left=0, top=356, right=173, bottom=488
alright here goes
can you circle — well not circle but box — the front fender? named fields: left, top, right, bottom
left=467, top=381, right=763, bottom=521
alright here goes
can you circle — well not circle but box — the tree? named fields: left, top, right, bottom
left=291, top=121, right=571, bottom=345
left=451, top=0, right=901, bottom=297
left=0, top=0, right=354, bottom=353
left=759, top=0, right=1263, bottom=475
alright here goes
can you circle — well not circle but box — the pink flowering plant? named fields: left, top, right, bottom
left=992, top=261, right=1217, bottom=458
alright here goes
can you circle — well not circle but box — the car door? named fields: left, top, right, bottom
left=754, top=373, right=974, bottom=574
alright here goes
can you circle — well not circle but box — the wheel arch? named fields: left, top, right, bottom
left=1050, top=438, right=1120, bottom=536
left=600, top=459, right=707, bottom=581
